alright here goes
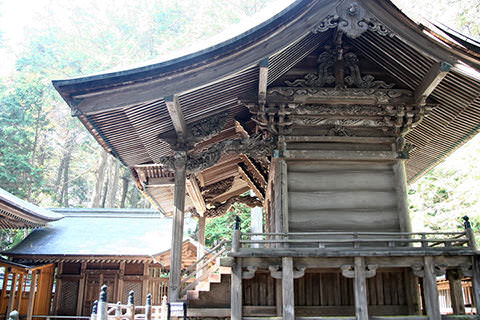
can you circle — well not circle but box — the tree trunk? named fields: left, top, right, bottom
left=120, top=170, right=130, bottom=208
left=130, top=184, right=139, bottom=208
left=106, top=158, right=120, bottom=207
left=90, top=149, right=108, bottom=207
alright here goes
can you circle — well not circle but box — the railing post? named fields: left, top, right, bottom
left=96, top=285, right=108, bottom=320
left=8, top=310, right=19, bottom=320
left=115, top=302, right=121, bottom=320
left=90, top=300, right=98, bottom=320
left=161, top=296, right=168, bottom=320
left=145, top=294, right=152, bottom=320
left=127, top=290, right=135, bottom=320
left=421, top=234, right=427, bottom=249
left=232, top=216, right=241, bottom=252
left=464, top=216, right=477, bottom=250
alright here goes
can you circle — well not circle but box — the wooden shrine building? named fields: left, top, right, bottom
left=0, top=188, right=62, bottom=320
left=4, top=208, right=197, bottom=316
left=52, top=0, right=480, bottom=319
left=0, top=187, right=63, bottom=229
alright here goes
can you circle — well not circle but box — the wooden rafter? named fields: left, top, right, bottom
left=258, top=58, right=269, bottom=104
left=186, top=177, right=206, bottom=216
left=414, top=61, right=451, bottom=105
left=239, top=155, right=267, bottom=189
left=238, top=165, right=264, bottom=201
left=164, top=94, right=188, bottom=139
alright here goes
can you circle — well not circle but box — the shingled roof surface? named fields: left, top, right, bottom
left=5, top=208, right=191, bottom=257
left=0, top=188, right=63, bottom=228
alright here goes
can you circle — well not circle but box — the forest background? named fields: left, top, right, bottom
left=0, top=0, right=479, bottom=249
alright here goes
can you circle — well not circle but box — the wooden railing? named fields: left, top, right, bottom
left=179, top=239, right=228, bottom=298
left=92, top=286, right=167, bottom=320
left=231, top=216, right=477, bottom=255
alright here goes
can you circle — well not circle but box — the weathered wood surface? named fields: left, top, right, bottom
left=289, top=209, right=399, bottom=232
left=282, top=257, right=295, bottom=320
left=353, top=257, right=369, bottom=320
left=289, top=191, right=396, bottom=210
left=288, top=170, right=394, bottom=191
left=231, top=258, right=242, bottom=320
left=393, top=160, right=413, bottom=233
left=168, top=152, right=186, bottom=302
left=284, top=150, right=402, bottom=161
left=423, top=256, right=441, bottom=320
left=446, top=269, right=466, bottom=315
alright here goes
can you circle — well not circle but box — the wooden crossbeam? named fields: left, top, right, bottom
left=238, top=165, right=264, bottom=201
left=414, top=61, right=451, bottom=105
left=164, top=94, right=188, bottom=139
left=258, top=58, right=269, bottom=104
left=186, top=177, right=206, bottom=216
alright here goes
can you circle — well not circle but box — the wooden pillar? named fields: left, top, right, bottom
left=231, top=258, right=242, bottom=320
left=275, top=279, right=282, bottom=316
left=1, top=269, right=10, bottom=308
left=282, top=257, right=294, bottom=320
left=26, top=271, right=38, bottom=320
left=393, top=160, right=412, bottom=233
left=118, top=262, right=125, bottom=304
left=142, top=262, right=150, bottom=305
left=471, top=255, right=480, bottom=315
left=76, top=262, right=87, bottom=315
left=54, top=262, right=63, bottom=315
left=353, top=257, right=368, bottom=320
left=423, top=257, right=441, bottom=320
left=196, top=215, right=206, bottom=277
left=7, top=273, right=18, bottom=316
left=447, top=269, right=465, bottom=315
left=250, top=190, right=263, bottom=249
left=168, top=151, right=187, bottom=302
left=405, top=269, right=421, bottom=315
left=16, top=274, right=25, bottom=312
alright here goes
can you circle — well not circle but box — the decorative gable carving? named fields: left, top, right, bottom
left=312, top=0, right=395, bottom=39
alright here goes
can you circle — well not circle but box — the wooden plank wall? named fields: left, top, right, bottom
left=242, top=269, right=411, bottom=315
left=287, top=161, right=400, bottom=233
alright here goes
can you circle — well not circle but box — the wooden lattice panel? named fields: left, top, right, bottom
left=59, top=280, right=79, bottom=315
left=123, top=281, right=142, bottom=304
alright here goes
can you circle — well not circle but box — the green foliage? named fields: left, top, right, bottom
left=0, top=73, right=51, bottom=199
left=204, top=203, right=252, bottom=247
left=409, top=134, right=480, bottom=239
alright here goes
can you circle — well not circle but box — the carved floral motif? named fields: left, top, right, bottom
left=157, top=133, right=275, bottom=173
left=312, top=2, right=395, bottom=39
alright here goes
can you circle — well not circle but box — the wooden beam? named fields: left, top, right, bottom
left=353, top=257, right=369, bottom=320
left=76, top=262, right=87, bottom=315
left=471, top=256, right=480, bottom=315
left=186, top=177, right=206, bottom=216
left=414, top=61, right=451, bottom=105
left=16, top=274, right=25, bottom=312
left=164, top=94, right=188, bottom=139
left=393, top=160, right=412, bottom=233
left=231, top=258, right=242, bottom=320
left=26, top=271, right=38, bottom=320
left=7, top=273, right=18, bottom=316
left=258, top=58, right=269, bottom=104
left=284, top=150, right=403, bottom=161
left=240, top=155, right=267, bottom=188
left=196, top=215, right=206, bottom=279
left=282, top=257, right=294, bottom=320
left=447, top=269, right=465, bottom=315
left=168, top=151, right=187, bottom=302
left=238, top=165, right=264, bottom=201
left=284, top=136, right=395, bottom=144
left=423, top=256, right=441, bottom=320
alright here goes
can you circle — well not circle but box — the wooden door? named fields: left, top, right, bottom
left=82, top=271, right=118, bottom=315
